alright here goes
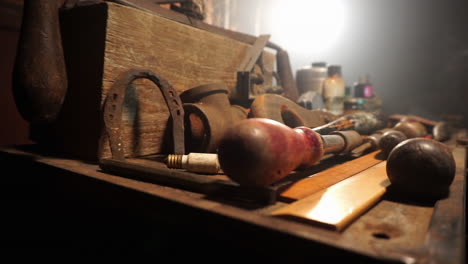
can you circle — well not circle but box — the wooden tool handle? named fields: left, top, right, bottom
left=218, top=118, right=324, bottom=186
left=217, top=118, right=362, bottom=186
left=13, top=0, right=68, bottom=123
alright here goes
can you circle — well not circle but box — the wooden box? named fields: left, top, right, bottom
left=30, top=2, right=275, bottom=161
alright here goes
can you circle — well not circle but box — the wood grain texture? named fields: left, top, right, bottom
left=0, top=143, right=465, bottom=263
left=99, top=2, right=274, bottom=159
left=422, top=146, right=466, bottom=264
left=272, top=162, right=390, bottom=231
left=30, top=2, right=274, bottom=160
left=280, top=151, right=383, bottom=201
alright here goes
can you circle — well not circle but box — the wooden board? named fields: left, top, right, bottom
left=30, top=2, right=275, bottom=161
left=0, top=143, right=465, bottom=263
left=280, top=151, right=383, bottom=201
left=272, top=162, right=390, bottom=231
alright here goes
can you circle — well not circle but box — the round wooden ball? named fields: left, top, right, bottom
left=378, top=130, right=407, bottom=158
left=386, top=138, right=456, bottom=201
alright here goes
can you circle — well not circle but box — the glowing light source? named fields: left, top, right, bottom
left=270, top=0, right=346, bottom=54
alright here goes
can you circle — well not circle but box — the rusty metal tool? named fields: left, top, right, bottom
left=102, top=68, right=185, bottom=156
left=217, top=118, right=363, bottom=186
left=181, top=83, right=248, bottom=153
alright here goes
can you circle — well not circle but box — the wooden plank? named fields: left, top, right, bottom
left=272, top=162, right=390, bottom=231
left=341, top=200, right=434, bottom=261
left=0, top=144, right=465, bottom=263
left=110, top=0, right=283, bottom=50
left=99, top=2, right=274, bottom=159
left=280, top=151, right=383, bottom=201
left=422, top=146, right=466, bottom=264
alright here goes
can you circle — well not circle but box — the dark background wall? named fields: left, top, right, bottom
left=0, top=0, right=30, bottom=145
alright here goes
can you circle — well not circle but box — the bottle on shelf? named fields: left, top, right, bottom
left=322, top=65, right=345, bottom=115
left=353, top=74, right=373, bottom=98
left=363, top=74, right=374, bottom=98
left=295, top=61, right=327, bottom=96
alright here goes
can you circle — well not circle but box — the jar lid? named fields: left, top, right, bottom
left=328, top=65, right=342, bottom=76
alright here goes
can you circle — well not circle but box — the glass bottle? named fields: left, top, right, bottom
left=363, top=74, right=374, bottom=98
left=322, top=65, right=345, bottom=115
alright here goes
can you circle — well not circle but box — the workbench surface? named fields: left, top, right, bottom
left=0, top=144, right=465, bottom=263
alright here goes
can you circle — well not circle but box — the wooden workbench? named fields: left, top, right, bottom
left=0, top=142, right=465, bottom=263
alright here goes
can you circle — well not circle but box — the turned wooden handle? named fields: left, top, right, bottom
left=12, top=0, right=68, bottom=123
left=218, top=118, right=324, bottom=186
left=217, top=118, right=362, bottom=186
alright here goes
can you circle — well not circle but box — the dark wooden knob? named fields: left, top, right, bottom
left=378, top=129, right=407, bottom=158
left=386, top=138, right=456, bottom=201
left=218, top=118, right=324, bottom=186
left=393, top=120, right=427, bottom=138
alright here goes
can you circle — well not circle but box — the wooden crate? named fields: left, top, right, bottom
left=30, top=2, right=275, bottom=161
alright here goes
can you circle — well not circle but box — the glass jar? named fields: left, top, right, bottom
left=322, top=65, right=345, bottom=115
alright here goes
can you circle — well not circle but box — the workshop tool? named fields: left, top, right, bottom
left=249, top=94, right=385, bottom=135
left=20, top=0, right=279, bottom=160
left=180, top=83, right=248, bottom=153
left=233, top=34, right=271, bottom=107
left=101, top=68, right=185, bottom=156
left=249, top=93, right=337, bottom=128
left=217, top=118, right=363, bottom=186
left=432, top=121, right=451, bottom=142
left=279, top=150, right=383, bottom=201
left=386, top=138, right=456, bottom=201
left=392, top=119, right=427, bottom=138
left=272, top=137, right=456, bottom=230
left=377, top=129, right=408, bottom=157
left=166, top=152, right=220, bottom=174
left=388, top=114, right=438, bottom=127
left=377, top=120, right=427, bottom=157
left=280, top=120, right=423, bottom=201
left=272, top=162, right=389, bottom=231
left=350, top=119, right=426, bottom=157
left=388, top=114, right=452, bottom=141
left=99, top=69, right=276, bottom=204
left=311, top=110, right=386, bottom=135
left=13, top=0, right=69, bottom=123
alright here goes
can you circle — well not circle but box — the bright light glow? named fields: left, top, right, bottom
left=270, top=0, right=346, bottom=54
